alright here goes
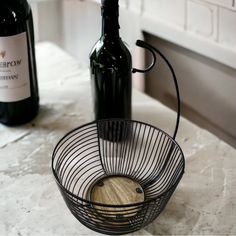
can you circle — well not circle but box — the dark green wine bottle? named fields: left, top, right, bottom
left=0, top=0, right=39, bottom=125
left=90, top=0, right=132, bottom=121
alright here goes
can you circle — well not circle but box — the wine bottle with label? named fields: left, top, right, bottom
left=90, top=0, right=132, bottom=121
left=0, top=0, right=39, bottom=125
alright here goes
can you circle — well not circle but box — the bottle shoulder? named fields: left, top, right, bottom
left=90, top=37, right=132, bottom=64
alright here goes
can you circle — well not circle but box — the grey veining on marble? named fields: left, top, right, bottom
left=0, top=42, right=235, bottom=236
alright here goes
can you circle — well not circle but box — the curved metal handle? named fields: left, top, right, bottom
left=132, top=40, right=156, bottom=74
left=132, top=40, right=180, bottom=140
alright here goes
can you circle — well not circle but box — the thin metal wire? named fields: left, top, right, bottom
left=52, top=119, right=185, bottom=235
left=133, top=40, right=181, bottom=140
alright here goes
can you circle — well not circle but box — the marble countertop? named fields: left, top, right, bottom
left=0, top=42, right=235, bottom=236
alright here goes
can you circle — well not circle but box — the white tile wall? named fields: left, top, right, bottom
left=219, top=7, right=236, bottom=49
left=29, top=0, right=236, bottom=69
left=187, top=0, right=218, bottom=40
left=201, top=0, right=235, bottom=9
left=141, top=0, right=236, bottom=69
left=143, top=0, right=186, bottom=29
left=128, top=0, right=143, bottom=14
left=29, top=0, right=62, bottom=46
left=28, top=0, right=236, bottom=144
left=118, top=0, right=128, bottom=9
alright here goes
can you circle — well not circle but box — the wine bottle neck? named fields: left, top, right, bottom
left=101, top=4, right=120, bottom=38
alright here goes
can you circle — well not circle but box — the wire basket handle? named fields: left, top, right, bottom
left=132, top=40, right=180, bottom=140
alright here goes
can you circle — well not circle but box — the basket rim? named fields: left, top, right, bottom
left=51, top=118, right=185, bottom=208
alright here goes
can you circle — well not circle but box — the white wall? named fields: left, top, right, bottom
left=29, top=0, right=236, bottom=70
left=145, top=34, right=236, bottom=147
left=61, top=0, right=145, bottom=88
left=140, top=0, right=236, bottom=146
left=141, top=0, right=236, bottom=69
left=28, top=0, right=236, bottom=146
left=29, top=0, right=63, bottom=46
left=61, top=0, right=144, bottom=60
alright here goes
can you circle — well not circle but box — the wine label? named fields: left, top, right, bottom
left=0, top=32, right=31, bottom=102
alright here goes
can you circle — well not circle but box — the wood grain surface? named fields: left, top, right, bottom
left=90, top=176, right=145, bottom=218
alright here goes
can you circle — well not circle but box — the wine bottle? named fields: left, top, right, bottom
left=0, top=0, right=39, bottom=126
left=90, top=0, right=132, bottom=122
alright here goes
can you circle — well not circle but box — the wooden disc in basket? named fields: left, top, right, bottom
left=90, top=176, right=144, bottom=219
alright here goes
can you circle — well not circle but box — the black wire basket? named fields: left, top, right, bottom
left=52, top=119, right=185, bottom=235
